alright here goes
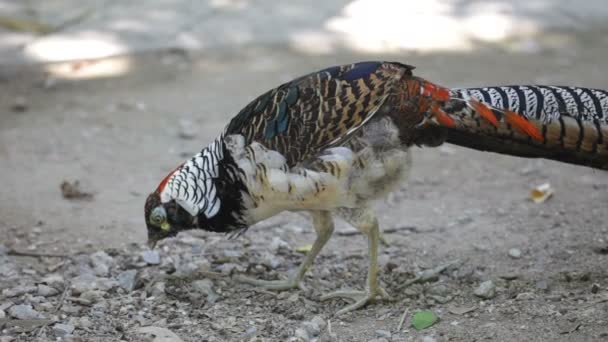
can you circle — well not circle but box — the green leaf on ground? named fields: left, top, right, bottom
left=412, top=310, right=439, bottom=330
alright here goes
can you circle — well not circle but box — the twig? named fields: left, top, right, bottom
left=585, top=296, right=608, bottom=308
left=396, top=308, right=409, bottom=332
left=397, top=259, right=460, bottom=291
left=67, top=297, right=93, bottom=306
left=8, top=249, right=69, bottom=258
left=36, top=279, right=69, bottom=337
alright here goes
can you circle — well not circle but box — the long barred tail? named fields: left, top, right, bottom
left=440, top=85, right=608, bottom=170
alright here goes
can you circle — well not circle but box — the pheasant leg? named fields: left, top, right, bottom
left=321, top=209, right=390, bottom=315
left=236, top=211, right=334, bottom=290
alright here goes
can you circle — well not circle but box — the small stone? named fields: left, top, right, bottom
left=53, top=323, right=75, bottom=337
left=536, top=280, right=549, bottom=291
left=427, top=284, right=450, bottom=297
left=269, top=237, right=291, bottom=252
left=71, top=274, right=118, bottom=294
left=287, top=293, right=300, bottom=303
left=80, top=290, right=105, bottom=304
left=192, top=279, right=220, bottom=304
left=474, top=280, right=496, bottom=299
left=2, top=285, right=37, bottom=297
left=142, top=250, right=161, bottom=265
left=261, top=252, right=282, bottom=269
left=8, top=304, right=44, bottom=320
left=516, top=292, right=535, bottom=301
left=0, top=309, right=5, bottom=319
left=41, top=274, right=65, bottom=287
left=77, top=317, right=93, bottom=329
left=293, top=327, right=310, bottom=340
left=37, top=284, right=60, bottom=297
left=11, top=96, right=28, bottom=112
left=508, top=248, right=522, bottom=259
left=375, top=329, right=391, bottom=339
left=0, top=244, right=8, bottom=255
left=422, top=336, right=437, bottom=342
left=591, top=283, right=600, bottom=294
left=150, top=282, right=166, bottom=297
left=499, top=273, right=519, bottom=280
left=117, top=270, right=138, bottom=292
left=90, top=251, right=114, bottom=276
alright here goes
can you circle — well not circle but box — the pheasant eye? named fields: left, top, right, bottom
left=150, top=207, right=166, bottom=225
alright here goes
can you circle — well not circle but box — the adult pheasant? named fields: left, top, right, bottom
left=145, top=61, right=608, bottom=314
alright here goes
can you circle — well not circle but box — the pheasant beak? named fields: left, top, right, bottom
left=147, top=238, right=158, bottom=249
left=160, top=221, right=171, bottom=231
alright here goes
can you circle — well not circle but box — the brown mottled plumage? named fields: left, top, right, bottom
left=145, top=61, right=608, bottom=315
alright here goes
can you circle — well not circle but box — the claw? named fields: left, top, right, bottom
left=321, top=287, right=391, bottom=315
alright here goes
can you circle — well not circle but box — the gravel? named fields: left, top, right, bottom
left=37, top=284, right=60, bottom=297
left=508, top=248, right=523, bottom=259
left=53, top=323, right=75, bottom=337
left=8, top=304, right=44, bottom=320
left=117, top=270, right=138, bottom=292
left=474, top=280, right=497, bottom=299
left=142, top=250, right=161, bottom=265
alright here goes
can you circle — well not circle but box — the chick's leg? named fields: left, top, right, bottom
left=236, top=211, right=334, bottom=290
left=321, top=208, right=389, bottom=315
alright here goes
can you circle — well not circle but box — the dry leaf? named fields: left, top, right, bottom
left=60, top=180, right=94, bottom=200
left=295, top=244, right=313, bottom=253
left=530, top=183, right=554, bottom=203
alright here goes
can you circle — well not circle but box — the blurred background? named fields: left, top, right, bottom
left=1, top=0, right=607, bottom=250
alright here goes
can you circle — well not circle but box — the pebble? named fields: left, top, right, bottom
left=71, top=274, right=118, bottom=294
left=261, top=252, right=282, bottom=269
left=11, top=96, right=28, bottom=112
left=2, top=285, right=37, bottom=297
left=53, top=323, right=75, bottom=337
left=192, top=279, right=220, bottom=304
left=516, top=292, right=535, bottom=301
left=117, top=270, right=138, bottom=292
left=8, top=304, right=44, bottom=320
left=375, top=329, right=391, bottom=339
left=474, top=280, right=496, bottom=299
left=41, top=274, right=65, bottom=287
left=508, top=248, right=522, bottom=259
left=90, top=251, right=114, bottom=276
left=269, top=237, right=291, bottom=252
left=0, top=309, right=5, bottom=319
left=142, top=250, right=161, bottom=265
left=536, top=280, right=549, bottom=291
left=80, top=290, right=105, bottom=304
left=422, top=336, right=438, bottom=342
left=37, top=284, right=60, bottom=297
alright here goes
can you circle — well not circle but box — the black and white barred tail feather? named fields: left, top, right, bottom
left=441, top=85, right=608, bottom=170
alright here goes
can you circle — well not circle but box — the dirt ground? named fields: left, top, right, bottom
left=1, top=32, right=608, bottom=341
